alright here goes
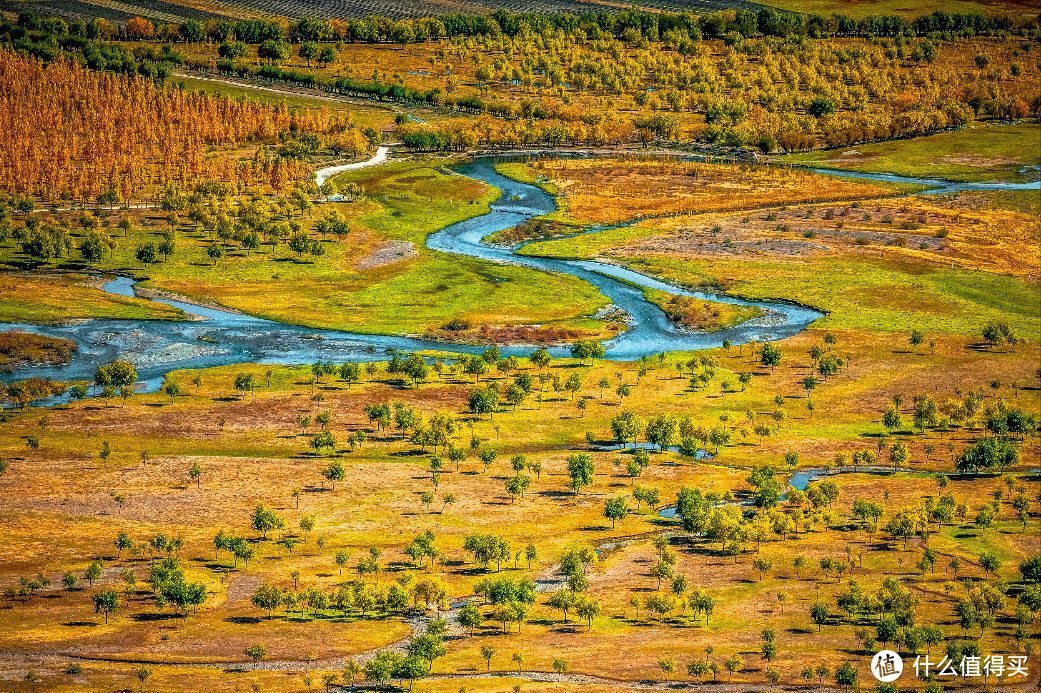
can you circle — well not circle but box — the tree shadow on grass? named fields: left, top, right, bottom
left=130, top=612, right=184, bottom=622
left=226, top=616, right=262, bottom=625
left=536, top=489, right=573, bottom=500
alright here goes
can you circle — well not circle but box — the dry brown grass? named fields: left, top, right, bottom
left=529, top=158, right=906, bottom=225
left=635, top=194, right=1041, bottom=278
left=0, top=324, right=1038, bottom=691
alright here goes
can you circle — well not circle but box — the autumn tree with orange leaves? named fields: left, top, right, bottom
left=0, top=50, right=365, bottom=204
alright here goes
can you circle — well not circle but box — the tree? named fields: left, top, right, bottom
left=135, top=242, right=159, bottom=264
left=645, top=413, right=678, bottom=452
left=882, top=406, right=902, bottom=432
left=458, top=602, right=482, bottom=635
left=81, top=230, right=113, bottom=264
left=979, top=552, right=1001, bottom=578
left=469, top=387, right=498, bottom=419
left=299, top=514, right=316, bottom=539
left=810, top=602, right=828, bottom=632
left=808, top=95, right=837, bottom=118
left=504, top=474, right=531, bottom=502
left=340, top=660, right=362, bottom=689
left=92, top=588, right=119, bottom=623
left=752, top=556, right=772, bottom=582
left=982, top=321, right=1018, bottom=350
left=245, top=644, right=267, bottom=668
left=114, top=531, right=133, bottom=558
left=95, top=360, right=137, bottom=405
left=909, top=329, right=925, bottom=350
left=312, top=431, right=337, bottom=456
left=529, top=348, right=551, bottom=369
left=760, top=343, right=782, bottom=370
left=611, top=410, right=644, bottom=447
left=364, top=651, right=400, bottom=685
left=188, top=461, right=201, bottom=488
left=567, top=454, right=595, bottom=495
left=317, top=45, right=336, bottom=68
left=84, top=560, right=103, bottom=586
left=876, top=615, right=898, bottom=646
left=299, top=40, right=318, bottom=66
left=569, top=340, right=605, bottom=364
left=322, top=459, right=345, bottom=489
left=199, top=239, right=225, bottom=264
left=250, top=503, right=285, bottom=539
left=576, top=596, right=601, bottom=630
left=724, top=655, right=742, bottom=681
left=834, top=661, right=858, bottom=691
left=603, top=497, right=629, bottom=528
left=234, top=372, right=255, bottom=398
left=258, top=39, right=290, bottom=65
left=1020, top=555, right=1041, bottom=583
left=480, top=645, right=495, bottom=671
left=252, top=583, right=285, bottom=617
left=463, top=356, right=488, bottom=382
left=218, top=40, right=247, bottom=60
left=957, top=437, right=1019, bottom=474
left=547, top=589, right=577, bottom=622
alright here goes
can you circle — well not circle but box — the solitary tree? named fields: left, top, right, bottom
left=92, top=588, right=119, bottom=623
left=480, top=645, right=496, bottom=671
left=603, top=497, right=629, bottom=529
left=245, top=644, right=267, bottom=668
left=567, top=454, right=595, bottom=496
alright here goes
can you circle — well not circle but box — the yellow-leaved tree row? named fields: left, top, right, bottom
left=0, top=49, right=360, bottom=203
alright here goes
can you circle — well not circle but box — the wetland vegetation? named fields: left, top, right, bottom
left=0, top=2, right=1038, bottom=692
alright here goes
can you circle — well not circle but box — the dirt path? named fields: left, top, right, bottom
left=171, top=70, right=384, bottom=110
left=315, top=146, right=391, bottom=187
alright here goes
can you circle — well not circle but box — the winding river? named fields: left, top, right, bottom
left=3, top=156, right=1038, bottom=394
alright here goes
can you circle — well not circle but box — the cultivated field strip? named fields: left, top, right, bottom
left=196, top=0, right=759, bottom=20
left=10, top=0, right=765, bottom=22
left=8, top=0, right=130, bottom=21
left=17, top=0, right=228, bottom=20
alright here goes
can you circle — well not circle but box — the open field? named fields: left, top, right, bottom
left=762, top=0, right=1039, bottom=17
left=783, top=123, right=1041, bottom=184
left=0, top=273, right=185, bottom=324
left=1, top=5, right=1040, bottom=692
left=0, top=322, right=1038, bottom=690
left=0, top=158, right=610, bottom=340
left=168, top=72, right=459, bottom=129
left=512, top=158, right=1041, bottom=336
left=2, top=154, right=1040, bottom=692
left=9, top=0, right=1034, bottom=24
left=2, top=144, right=1038, bottom=693
left=503, top=157, right=916, bottom=226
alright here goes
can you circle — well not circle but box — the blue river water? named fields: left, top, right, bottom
left=4, top=158, right=1035, bottom=395
left=0, top=159, right=823, bottom=392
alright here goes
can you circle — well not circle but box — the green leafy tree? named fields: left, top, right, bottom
left=92, top=588, right=119, bottom=623
left=603, top=497, right=629, bottom=528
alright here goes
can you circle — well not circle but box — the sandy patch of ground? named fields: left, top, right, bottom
left=356, top=240, right=418, bottom=270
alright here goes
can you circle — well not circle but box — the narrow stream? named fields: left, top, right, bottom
left=1, top=159, right=822, bottom=391
left=4, top=158, right=1036, bottom=394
